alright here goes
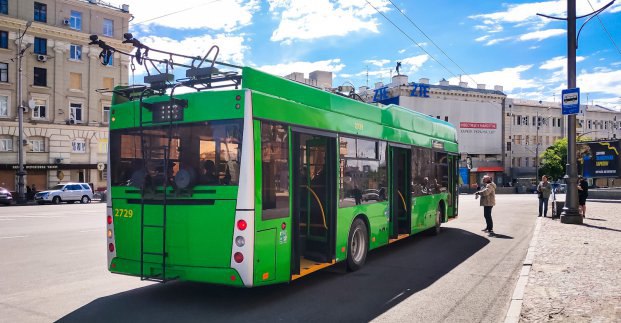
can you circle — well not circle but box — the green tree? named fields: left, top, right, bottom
left=539, top=138, right=567, bottom=181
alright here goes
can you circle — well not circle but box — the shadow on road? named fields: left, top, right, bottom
left=59, top=228, right=489, bottom=323
left=582, top=223, right=621, bottom=233
left=489, top=233, right=513, bottom=239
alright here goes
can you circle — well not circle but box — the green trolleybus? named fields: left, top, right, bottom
left=106, top=66, right=459, bottom=287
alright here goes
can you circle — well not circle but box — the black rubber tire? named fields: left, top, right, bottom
left=80, top=196, right=91, bottom=204
left=346, top=218, right=368, bottom=272
left=52, top=196, right=61, bottom=204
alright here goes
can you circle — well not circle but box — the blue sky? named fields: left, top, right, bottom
left=120, top=0, right=621, bottom=109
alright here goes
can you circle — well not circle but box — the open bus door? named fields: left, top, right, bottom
left=291, top=130, right=337, bottom=275
left=388, top=145, right=411, bottom=239
left=447, top=154, right=459, bottom=218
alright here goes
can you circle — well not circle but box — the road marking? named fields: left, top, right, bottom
left=0, top=235, right=28, bottom=239
left=384, top=289, right=410, bottom=305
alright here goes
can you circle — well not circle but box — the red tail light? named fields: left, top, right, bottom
left=234, top=252, right=244, bottom=263
left=108, top=243, right=115, bottom=252
left=107, top=215, right=113, bottom=224
left=237, top=219, right=247, bottom=231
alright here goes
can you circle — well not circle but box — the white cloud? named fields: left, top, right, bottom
left=258, top=59, right=346, bottom=76
left=364, top=59, right=391, bottom=67
left=475, top=35, right=490, bottom=42
left=400, top=54, right=429, bottom=74
left=485, top=37, right=512, bottom=46
left=398, top=49, right=406, bottom=54
left=268, top=0, right=390, bottom=43
left=448, top=65, right=537, bottom=92
left=540, top=56, right=586, bottom=70
left=578, top=69, right=621, bottom=98
left=518, top=29, right=565, bottom=41
left=125, top=0, right=260, bottom=31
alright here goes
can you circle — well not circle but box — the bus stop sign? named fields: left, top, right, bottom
left=562, top=88, right=580, bottom=115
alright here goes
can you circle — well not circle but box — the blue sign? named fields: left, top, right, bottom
left=372, top=82, right=430, bottom=102
left=459, top=167, right=469, bottom=185
left=561, top=88, right=580, bottom=115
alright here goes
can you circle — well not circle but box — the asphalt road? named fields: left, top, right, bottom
left=0, top=194, right=541, bottom=323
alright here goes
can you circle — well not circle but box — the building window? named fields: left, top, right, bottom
left=516, top=115, right=522, bottom=125
left=72, top=139, right=86, bottom=153
left=106, top=55, right=113, bottom=66
left=70, top=44, right=82, bottom=60
left=32, top=99, right=47, bottom=119
left=103, top=77, right=114, bottom=89
left=34, top=2, right=47, bottom=22
left=102, top=105, right=110, bottom=123
left=103, top=18, right=113, bottom=37
left=30, top=138, right=45, bottom=152
left=69, top=72, right=82, bottom=90
left=69, top=103, right=82, bottom=123
left=0, top=95, right=7, bottom=116
left=33, top=67, right=46, bottom=86
left=0, top=62, right=7, bottom=82
left=70, top=11, right=82, bottom=30
left=0, top=0, right=7, bottom=15
left=0, top=136, right=12, bottom=151
left=34, top=37, right=47, bottom=55
left=0, top=30, right=7, bottom=48
left=525, top=157, right=530, bottom=167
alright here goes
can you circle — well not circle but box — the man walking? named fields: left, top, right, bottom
left=475, top=175, right=496, bottom=235
left=537, top=175, right=552, bottom=217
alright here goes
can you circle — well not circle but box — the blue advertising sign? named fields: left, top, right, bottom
left=459, top=167, right=469, bottom=185
left=561, top=88, right=580, bottom=115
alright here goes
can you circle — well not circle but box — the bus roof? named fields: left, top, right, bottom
left=242, top=67, right=457, bottom=146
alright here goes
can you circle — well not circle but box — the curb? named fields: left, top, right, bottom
left=504, top=216, right=542, bottom=323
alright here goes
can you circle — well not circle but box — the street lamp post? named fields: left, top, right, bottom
left=535, top=110, right=540, bottom=181
left=16, top=21, right=32, bottom=204
left=561, top=0, right=582, bottom=224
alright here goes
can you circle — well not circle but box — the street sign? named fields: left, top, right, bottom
left=561, top=88, right=580, bottom=115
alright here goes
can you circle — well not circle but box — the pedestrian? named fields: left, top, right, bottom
left=475, top=175, right=497, bottom=234
left=537, top=175, right=552, bottom=217
left=26, top=185, right=32, bottom=201
left=578, top=176, right=589, bottom=218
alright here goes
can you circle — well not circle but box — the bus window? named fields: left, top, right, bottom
left=261, top=122, right=290, bottom=220
left=339, top=136, right=386, bottom=207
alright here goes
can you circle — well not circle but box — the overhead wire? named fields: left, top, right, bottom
left=586, top=0, right=621, bottom=56
left=363, top=0, right=459, bottom=79
left=385, top=0, right=480, bottom=87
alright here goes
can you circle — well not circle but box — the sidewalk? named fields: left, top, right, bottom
left=519, top=200, right=621, bottom=321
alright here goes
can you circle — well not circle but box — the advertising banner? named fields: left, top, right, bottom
left=399, top=97, right=502, bottom=154
left=579, top=140, right=621, bottom=178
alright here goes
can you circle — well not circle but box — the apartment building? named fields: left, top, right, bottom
left=0, top=0, right=132, bottom=194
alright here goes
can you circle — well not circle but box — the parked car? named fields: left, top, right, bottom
left=362, top=189, right=380, bottom=202
left=0, top=187, right=13, bottom=206
left=34, top=183, right=93, bottom=204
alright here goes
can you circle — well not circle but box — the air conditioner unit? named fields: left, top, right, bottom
left=37, top=54, right=47, bottom=62
left=63, top=19, right=70, bottom=25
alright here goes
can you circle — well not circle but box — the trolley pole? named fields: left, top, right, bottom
left=560, top=0, right=582, bottom=224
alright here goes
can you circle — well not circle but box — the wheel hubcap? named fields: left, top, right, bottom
left=351, top=227, right=365, bottom=263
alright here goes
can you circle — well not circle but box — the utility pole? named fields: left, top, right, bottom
left=535, top=111, right=541, bottom=181
left=560, top=0, right=582, bottom=224
left=16, top=21, right=32, bottom=204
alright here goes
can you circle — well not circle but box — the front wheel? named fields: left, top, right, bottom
left=346, top=218, right=368, bottom=272
left=80, top=196, right=91, bottom=204
left=52, top=196, right=61, bottom=204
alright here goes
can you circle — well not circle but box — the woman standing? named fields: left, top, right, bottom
left=475, top=175, right=497, bottom=234
left=578, top=176, right=589, bottom=218
left=537, top=175, right=552, bottom=217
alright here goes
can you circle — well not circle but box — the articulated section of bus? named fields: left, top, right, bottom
left=106, top=89, right=263, bottom=287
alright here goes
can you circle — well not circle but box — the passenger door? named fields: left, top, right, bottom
left=388, top=145, right=411, bottom=238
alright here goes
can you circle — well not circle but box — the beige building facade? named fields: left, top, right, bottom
left=0, top=0, right=131, bottom=193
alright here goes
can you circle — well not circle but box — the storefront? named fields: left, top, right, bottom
left=0, top=164, right=103, bottom=193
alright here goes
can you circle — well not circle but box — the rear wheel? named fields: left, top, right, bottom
left=80, top=196, right=91, bottom=204
left=52, top=196, right=61, bottom=204
left=346, top=218, right=368, bottom=272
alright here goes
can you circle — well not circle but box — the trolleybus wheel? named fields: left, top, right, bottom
left=346, top=218, right=368, bottom=272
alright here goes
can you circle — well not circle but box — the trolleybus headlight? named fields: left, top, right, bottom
left=234, top=252, right=244, bottom=263
left=235, top=236, right=245, bottom=247
left=237, top=219, right=247, bottom=231
left=108, top=243, right=115, bottom=252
